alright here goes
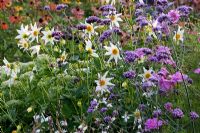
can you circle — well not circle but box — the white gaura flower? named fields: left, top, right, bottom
left=2, top=58, right=20, bottom=77
left=29, top=23, right=42, bottom=42
left=5, top=71, right=17, bottom=87
left=106, top=0, right=116, bottom=5
left=85, top=40, right=99, bottom=58
left=95, top=71, right=114, bottom=94
left=17, top=39, right=29, bottom=51
left=134, top=109, right=142, bottom=124
left=104, top=43, right=121, bottom=64
left=139, top=0, right=145, bottom=4
left=140, top=67, right=154, bottom=82
left=106, top=13, right=123, bottom=28
left=173, top=26, right=184, bottom=42
left=29, top=45, right=40, bottom=56
left=84, top=23, right=98, bottom=39
left=57, top=51, right=68, bottom=64
left=15, top=24, right=30, bottom=40
left=2, top=58, right=11, bottom=75
left=75, top=123, right=88, bottom=133
left=41, top=28, right=55, bottom=45
left=122, top=112, right=132, bottom=122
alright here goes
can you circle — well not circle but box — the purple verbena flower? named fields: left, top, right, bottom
left=86, top=16, right=101, bottom=24
left=194, top=68, right=200, bottom=74
left=123, top=70, right=136, bottom=79
left=190, top=111, right=199, bottom=120
left=172, top=108, right=184, bottom=119
left=144, top=118, right=163, bottom=132
left=153, top=109, right=162, bottom=117
left=164, top=102, right=173, bottom=112
left=168, top=10, right=180, bottom=23
left=104, top=116, right=112, bottom=123
left=99, top=29, right=113, bottom=43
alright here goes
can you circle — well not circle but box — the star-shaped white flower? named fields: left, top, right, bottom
left=17, top=39, right=29, bottom=51
left=84, top=23, right=98, bottom=39
left=29, top=23, right=42, bottom=42
left=41, top=28, right=55, bottom=45
left=122, top=112, right=132, bottom=122
left=15, top=24, right=30, bottom=40
left=95, top=71, right=114, bottom=94
left=140, top=67, right=154, bottom=82
left=85, top=40, right=99, bottom=58
left=106, top=13, right=123, bottom=28
left=173, top=26, right=184, bottom=43
left=29, top=45, right=40, bottom=56
left=104, top=43, right=121, bottom=64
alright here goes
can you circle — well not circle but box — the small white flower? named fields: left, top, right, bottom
left=106, top=0, right=116, bottom=5
left=104, top=43, right=121, bottom=64
left=15, top=24, right=30, bottom=40
left=27, top=106, right=33, bottom=113
left=41, top=28, right=55, bottom=45
left=57, top=51, right=67, bottom=63
left=139, top=0, right=145, bottom=4
left=29, top=45, right=40, bottom=56
left=75, top=123, right=88, bottom=133
left=106, top=13, right=122, bottom=27
left=173, top=26, right=184, bottom=42
left=60, top=120, right=68, bottom=126
left=95, top=72, right=114, bottom=94
left=122, top=112, right=132, bottom=122
left=2, top=57, right=11, bottom=75
left=29, top=23, right=42, bottom=42
left=85, top=40, right=99, bottom=58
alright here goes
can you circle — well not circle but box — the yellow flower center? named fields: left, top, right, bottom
left=176, top=34, right=181, bottom=40
left=99, top=79, right=106, bottom=86
left=134, top=111, right=141, bottom=118
left=6, top=64, right=11, bottom=68
left=86, top=25, right=93, bottom=32
left=47, top=34, right=52, bottom=39
left=23, top=42, right=29, bottom=48
left=33, top=31, right=38, bottom=36
left=60, top=55, right=66, bottom=61
left=112, top=48, right=119, bottom=55
left=22, top=34, right=28, bottom=39
left=145, top=72, right=151, bottom=79
left=110, top=15, right=116, bottom=21
left=88, top=48, right=93, bottom=54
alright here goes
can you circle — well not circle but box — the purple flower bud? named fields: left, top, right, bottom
left=86, top=16, right=101, bottom=24
left=99, top=29, right=113, bottom=43
left=104, top=116, right=112, bottom=123
left=190, top=111, right=199, bottom=120
left=76, top=24, right=87, bottom=30
left=164, top=102, right=173, bottom=112
left=100, top=107, right=108, bottom=113
left=123, top=70, right=136, bottom=79
left=112, top=110, right=119, bottom=117
left=153, top=109, right=162, bottom=117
